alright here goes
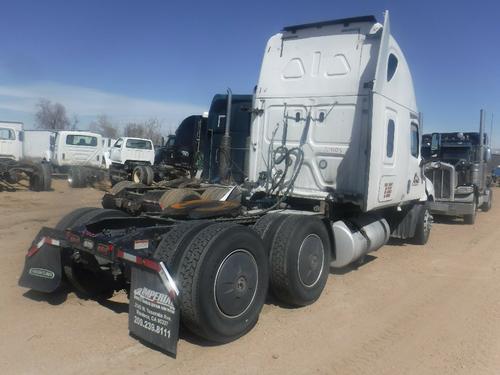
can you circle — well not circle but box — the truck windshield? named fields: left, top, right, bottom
left=66, top=135, right=97, bottom=147
left=126, top=139, right=152, bottom=150
left=441, top=147, right=471, bottom=162
left=166, top=136, right=175, bottom=147
left=0, top=128, right=15, bottom=140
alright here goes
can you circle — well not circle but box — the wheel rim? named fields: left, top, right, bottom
left=132, top=170, right=141, bottom=183
left=214, top=249, right=258, bottom=318
left=297, top=234, right=325, bottom=288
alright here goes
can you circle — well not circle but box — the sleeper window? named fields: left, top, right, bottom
left=411, top=123, right=419, bottom=158
left=387, top=54, right=398, bottom=81
left=386, top=120, right=395, bottom=158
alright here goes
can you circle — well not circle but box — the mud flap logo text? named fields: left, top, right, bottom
left=29, top=268, right=55, bottom=279
left=133, top=287, right=174, bottom=309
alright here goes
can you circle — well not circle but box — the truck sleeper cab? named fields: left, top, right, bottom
left=19, top=11, right=432, bottom=356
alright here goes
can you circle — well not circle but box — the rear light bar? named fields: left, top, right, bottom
left=65, top=231, right=80, bottom=244
left=97, top=243, right=114, bottom=255
left=117, top=250, right=160, bottom=272
left=27, top=236, right=61, bottom=257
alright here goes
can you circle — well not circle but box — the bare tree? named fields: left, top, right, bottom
left=71, top=114, right=79, bottom=130
left=124, top=118, right=163, bottom=145
left=35, top=98, right=70, bottom=130
left=89, top=115, right=119, bottom=138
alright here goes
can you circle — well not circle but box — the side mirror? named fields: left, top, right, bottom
left=430, top=133, right=439, bottom=152
left=18, top=130, right=24, bottom=142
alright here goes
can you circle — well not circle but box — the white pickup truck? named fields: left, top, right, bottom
left=108, top=137, right=156, bottom=185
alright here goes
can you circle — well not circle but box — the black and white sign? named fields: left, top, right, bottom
left=129, top=266, right=180, bottom=356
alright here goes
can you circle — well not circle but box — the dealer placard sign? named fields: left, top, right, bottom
left=128, top=265, right=180, bottom=356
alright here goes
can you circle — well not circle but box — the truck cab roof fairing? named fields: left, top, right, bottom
left=283, top=15, right=377, bottom=33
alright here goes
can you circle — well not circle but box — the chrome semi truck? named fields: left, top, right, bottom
left=422, top=110, right=492, bottom=224
left=19, top=12, right=433, bottom=356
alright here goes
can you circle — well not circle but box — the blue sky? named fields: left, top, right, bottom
left=0, top=0, right=499, bottom=146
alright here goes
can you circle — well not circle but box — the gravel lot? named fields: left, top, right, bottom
left=1, top=180, right=499, bottom=374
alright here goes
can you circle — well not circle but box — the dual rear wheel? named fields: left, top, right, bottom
left=153, top=214, right=331, bottom=343
left=132, top=165, right=154, bottom=186
left=154, top=222, right=268, bottom=343
left=253, top=214, right=331, bottom=306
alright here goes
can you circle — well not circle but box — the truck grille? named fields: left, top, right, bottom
left=425, top=167, right=453, bottom=199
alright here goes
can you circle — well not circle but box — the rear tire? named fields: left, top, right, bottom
left=252, top=213, right=289, bottom=255
left=55, top=207, right=99, bottom=230
left=177, top=223, right=268, bottom=343
left=41, top=163, right=52, bottom=191
left=153, top=221, right=216, bottom=271
left=132, top=165, right=153, bottom=186
left=68, top=167, right=86, bottom=188
left=143, top=165, right=154, bottom=185
left=269, top=215, right=331, bottom=307
left=59, top=209, right=130, bottom=297
left=29, top=163, right=48, bottom=191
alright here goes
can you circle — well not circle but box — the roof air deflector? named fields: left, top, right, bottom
left=283, top=15, right=377, bottom=33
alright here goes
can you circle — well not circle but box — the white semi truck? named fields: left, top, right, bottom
left=50, top=130, right=110, bottom=188
left=19, top=12, right=433, bottom=355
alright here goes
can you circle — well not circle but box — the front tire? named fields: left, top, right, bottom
left=481, top=189, right=492, bottom=212
left=464, top=202, right=477, bottom=225
left=413, top=205, right=432, bottom=245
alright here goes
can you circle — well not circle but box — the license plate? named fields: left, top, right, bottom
left=83, top=239, right=94, bottom=249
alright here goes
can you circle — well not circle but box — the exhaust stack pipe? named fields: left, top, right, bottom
left=219, top=89, right=232, bottom=183
left=479, top=109, right=485, bottom=190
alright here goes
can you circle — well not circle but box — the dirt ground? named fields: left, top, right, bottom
left=1, top=179, right=499, bottom=375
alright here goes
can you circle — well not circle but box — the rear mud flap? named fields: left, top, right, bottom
left=18, top=227, right=64, bottom=293
left=129, top=262, right=180, bottom=357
